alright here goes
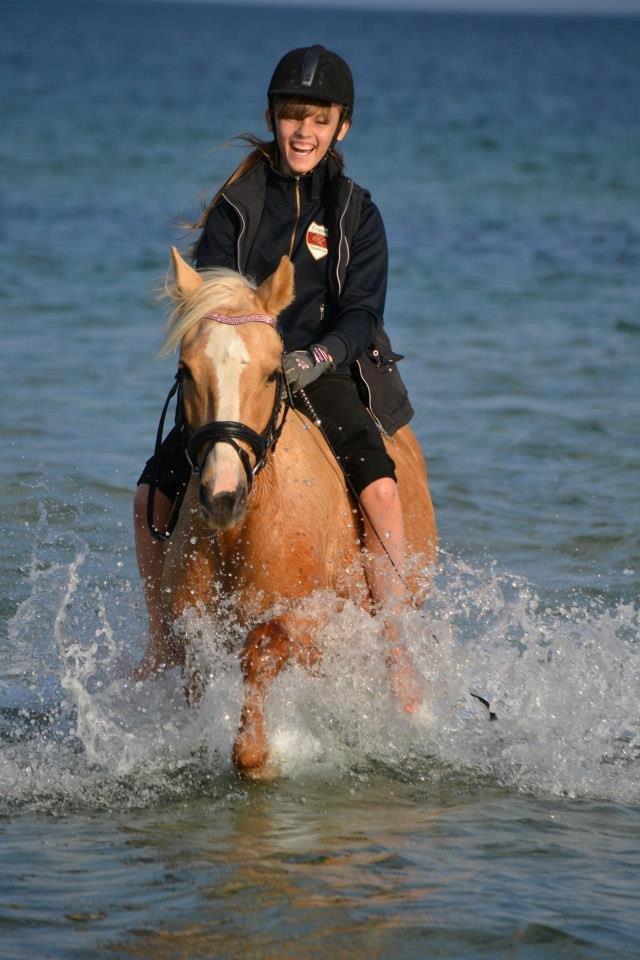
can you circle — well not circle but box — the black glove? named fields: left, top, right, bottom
left=283, top=345, right=333, bottom=393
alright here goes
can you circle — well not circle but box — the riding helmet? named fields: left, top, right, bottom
left=268, top=45, right=355, bottom=117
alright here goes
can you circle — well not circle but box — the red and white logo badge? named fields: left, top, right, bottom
left=306, top=221, right=329, bottom=261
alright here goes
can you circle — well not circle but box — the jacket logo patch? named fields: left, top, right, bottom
left=306, top=222, right=329, bottom=261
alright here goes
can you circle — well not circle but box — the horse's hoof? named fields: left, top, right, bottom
left=232, top=733, right=268, bottom=774
left=407, top=700, right=436, bottom=730
left=239, top=758, right=281, bottom=782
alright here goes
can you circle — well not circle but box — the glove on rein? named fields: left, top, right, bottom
left=283, top=345, right=333, bottom=393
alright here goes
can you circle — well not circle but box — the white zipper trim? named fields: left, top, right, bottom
left=335, top=179, right=354, bottom=297
left=288, top=177, right=301, bottom=258
left=354, top=357, right=390, bottom=439
left=221, top=193, right=246, bottom=270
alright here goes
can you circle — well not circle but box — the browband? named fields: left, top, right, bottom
left=201, top=311, right=277, bottom=327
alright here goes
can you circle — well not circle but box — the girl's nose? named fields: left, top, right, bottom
left=295, top=116, right=313, bottom=136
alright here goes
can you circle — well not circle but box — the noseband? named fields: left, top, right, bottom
left=146, top=310, right=290, bottom=542
left=184, top=370, right=287, bottom=487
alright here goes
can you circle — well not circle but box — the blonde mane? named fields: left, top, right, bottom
left=158, top=267, right=257, bottom=358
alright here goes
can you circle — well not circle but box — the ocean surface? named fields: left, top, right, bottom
left=2, top=1, right=640, bottom=957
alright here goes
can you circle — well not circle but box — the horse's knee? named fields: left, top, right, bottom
left=241, top=620, right=290, bottom=685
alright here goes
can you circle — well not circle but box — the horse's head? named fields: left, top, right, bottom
left=164, top=247, right=294, bottom=530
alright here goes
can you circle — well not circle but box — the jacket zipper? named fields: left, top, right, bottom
left=288, top=177, right=301, bottom=258
left=221, top=193, right=246, bottom=270
left=354, top=357, right=390, bottom=439
left=338, top=182, right=389, bottom=436
left=335, top=178, right=354, bottom=297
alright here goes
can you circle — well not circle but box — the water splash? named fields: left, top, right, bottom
left=1, top=517, right=638, bottom=813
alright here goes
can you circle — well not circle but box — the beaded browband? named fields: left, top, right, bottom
left=201, top=311, right=277, bottom=327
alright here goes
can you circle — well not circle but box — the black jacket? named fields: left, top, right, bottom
left=195, top=155, right=413, bottom=436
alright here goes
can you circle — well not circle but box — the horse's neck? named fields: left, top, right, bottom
left=217, top=414, right=328, bottom=558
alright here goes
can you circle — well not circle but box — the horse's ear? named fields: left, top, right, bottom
left=170, top=246, right=203, bottom=300
left=256, top=256, right=295, bottom=318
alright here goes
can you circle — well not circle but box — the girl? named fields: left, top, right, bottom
left=134, top=46, right=422, bottom=709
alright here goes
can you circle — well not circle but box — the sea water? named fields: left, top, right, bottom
left=1, top=1, right=640, bottom=957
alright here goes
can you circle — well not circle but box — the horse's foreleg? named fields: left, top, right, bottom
left=162, top=525, right=219, bottom=704
left=233, top=618, right=291, bottom=774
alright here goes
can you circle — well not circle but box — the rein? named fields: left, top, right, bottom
left=146, top=370, right=185, bottom=543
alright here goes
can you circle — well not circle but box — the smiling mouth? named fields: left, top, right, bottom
left=290, top=142, right=315, bottom=156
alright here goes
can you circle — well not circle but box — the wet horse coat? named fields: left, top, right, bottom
left=159, top=249, right=437, bottom=776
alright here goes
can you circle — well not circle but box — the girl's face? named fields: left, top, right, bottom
left=269, top=102, right=350, bottom=177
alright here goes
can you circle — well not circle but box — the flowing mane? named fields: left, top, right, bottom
left=158, top=267, right=257, bottom=357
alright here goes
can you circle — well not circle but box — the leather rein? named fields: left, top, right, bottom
left=146, top=312, right=291, bottom=543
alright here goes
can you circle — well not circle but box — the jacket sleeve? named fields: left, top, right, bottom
left=320, top=197, right=387, bottom=366
left=194, top=200, right=239, bottom=270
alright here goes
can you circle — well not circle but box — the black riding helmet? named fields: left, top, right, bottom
left=268, top=45, right=355, bottom=118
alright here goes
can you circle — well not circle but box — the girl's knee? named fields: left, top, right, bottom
left=133, top=483, right=150, bottom=521
left=360, top=476, right=398, bottom=507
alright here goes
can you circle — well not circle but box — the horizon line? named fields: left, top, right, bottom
left=99, top=0, right=640, bottom=17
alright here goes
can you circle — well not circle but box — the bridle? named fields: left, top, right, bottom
left=184, top=370, right=288, bottom=487
left=146, top=311, right=291, bottom=543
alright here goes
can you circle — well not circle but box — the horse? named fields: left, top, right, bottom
left=156, top=247, right=437, bottom=777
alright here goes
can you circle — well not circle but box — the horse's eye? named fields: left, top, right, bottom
left=179, top=364, right=193, bottom=382
left=266, top=371, right=279, bottom=383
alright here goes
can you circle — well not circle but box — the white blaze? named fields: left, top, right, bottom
left=202, top=326, right=250, bottom=496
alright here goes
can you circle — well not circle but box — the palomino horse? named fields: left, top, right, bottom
left=158, top=248, right=437, bottom=777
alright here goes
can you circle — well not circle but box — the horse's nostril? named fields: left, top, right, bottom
left=198, top=484, right=214, bottom=513
left=199, top=486, right=246, bottom=527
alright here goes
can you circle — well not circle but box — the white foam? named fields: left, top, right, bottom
left=2, top=518, right=639, bottom=810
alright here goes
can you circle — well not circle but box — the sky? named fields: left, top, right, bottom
left=153, top=0, right=640, bottom=13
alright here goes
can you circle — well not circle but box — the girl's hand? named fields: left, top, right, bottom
left=283, top=345, right=333, bottom=392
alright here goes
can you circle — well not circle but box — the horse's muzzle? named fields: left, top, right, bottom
left=198, top=484, right=247, bottom=530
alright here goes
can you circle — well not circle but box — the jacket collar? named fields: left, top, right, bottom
left=220, top=152, right=349, bottom=273
left=265, top=155, right=332, bottom=204
left=223, top=152, right=343, bottom=208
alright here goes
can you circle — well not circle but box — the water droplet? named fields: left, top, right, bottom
left=190, top=537, right=197, bottom=545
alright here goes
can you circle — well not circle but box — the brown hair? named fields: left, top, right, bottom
left=189, top=96, right=347, bottom=261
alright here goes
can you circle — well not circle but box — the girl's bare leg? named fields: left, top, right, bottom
left=359, top=477, right=424, bottom=713
left=132, top=484, right=183, bottom=679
